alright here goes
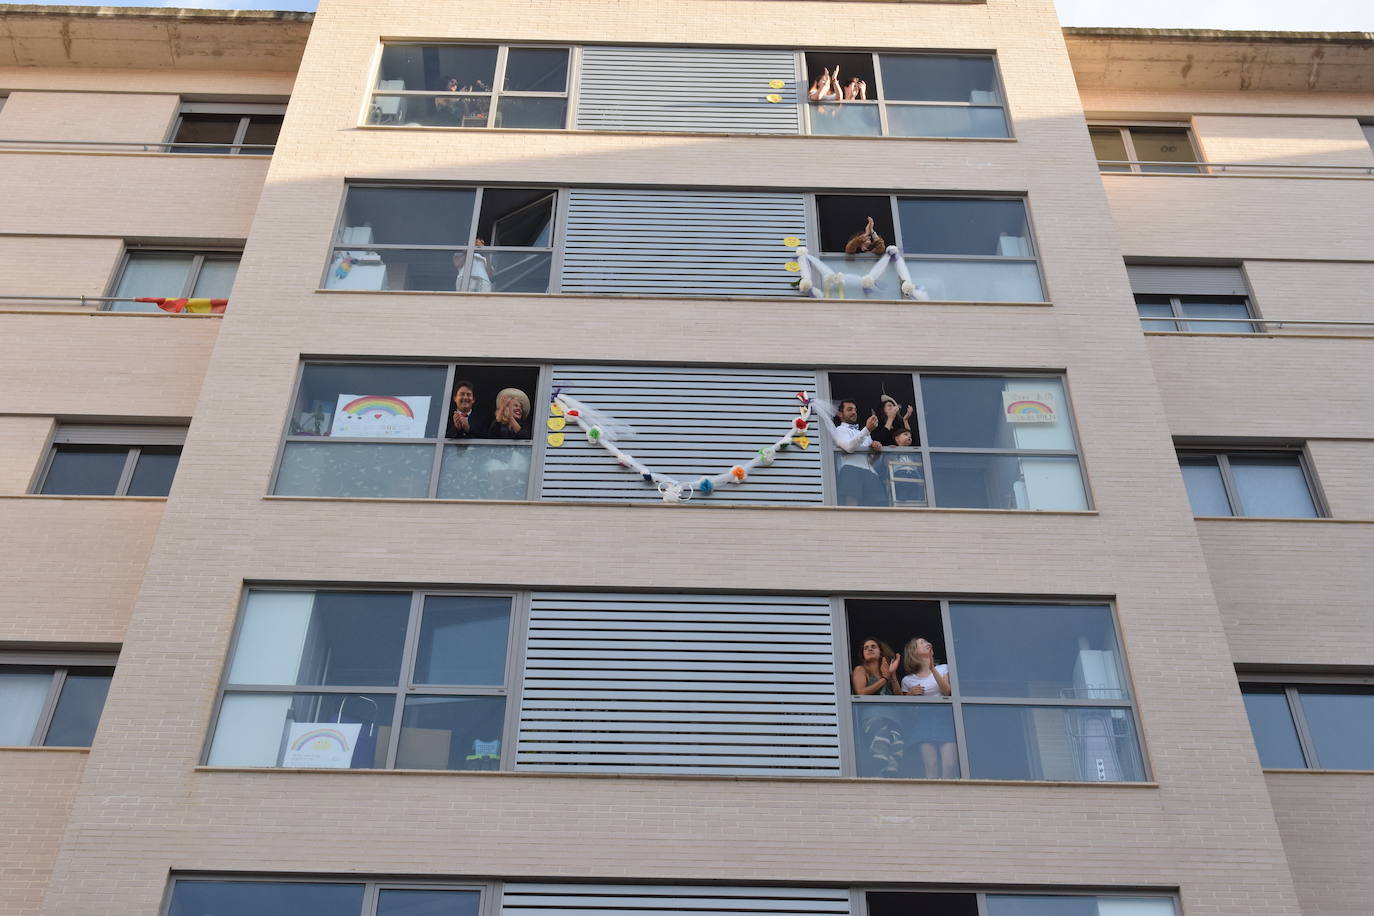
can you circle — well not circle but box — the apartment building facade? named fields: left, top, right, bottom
left=0, top=2, right=1370, bottom=914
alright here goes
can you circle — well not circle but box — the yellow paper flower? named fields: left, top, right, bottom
left=769, top=80, right=785, bottom=89
left=550, top=402, right=564, bottom=417
left=783, top=236, right=801, bottom=248
left=765, top=94, right=782, bottom=103
left=547, top=416, right=566, bottom=431
left=546, top=432, right=565, bottom=447
left=793, top=435, right=810, bottom=450
left=784, top=261, right=801, bottom=272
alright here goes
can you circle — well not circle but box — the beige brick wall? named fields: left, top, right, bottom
left=1077, top=86, right=1374, bottom=119
left=0, top=90, right=179, bottom=145
left=0, top=67, right=296, bottom=98
left=1266, top=773, right=1374, bottom=916
left=0, top=751, right=87, bottom=916
left=0, top=415, right=55, bottom=493
left=1243, top=259, right=1374, bottom=327
left=1191, top=115, right=1374, bottom=168
left=0, top=236, right=125, bottom=305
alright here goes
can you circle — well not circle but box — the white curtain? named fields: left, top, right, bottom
left=207, top=694, right=294, bottom=766
left=1098, top=900, right=1177, bottom=916
left=111, top=254, right=194, bottom=311
left=226, top=591, right=314, bottom=684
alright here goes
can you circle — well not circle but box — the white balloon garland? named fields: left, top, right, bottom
left=794, top=244, right=928, bottom=300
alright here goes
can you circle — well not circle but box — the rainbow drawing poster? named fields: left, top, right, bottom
left=281, top=722, right=361, bottom=768
left=1001, top=390, right=1058, bottom=424
left=330, top=394, right=430, bottom=438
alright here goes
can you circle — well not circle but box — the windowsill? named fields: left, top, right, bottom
left=1194, top=515, right=1372, bottom=524
left=0, top=307, right=222, bottom=319
left=261, top=495, right=1098, bottom=516
left=0, top=147, right=269, bottom=161
left=1100, top=169, right=1373, bottom=182
left=313, top=288, right=1053, bottom=308
left=1144, top=330, right=1374, bottom=341
left=193, top=766, right=1155, bottom=788
left=2, top=494, right=169, bottom=502
left=354, top=123, right=1016, bottom=143
left=0, top=745, right=90, bottom=753
left=1262, top=768, right=1374, bottom=776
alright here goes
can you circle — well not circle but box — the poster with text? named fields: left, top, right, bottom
left=1002, top=390, right=1058, bottom=424
left=330, top=394, right=430, bottom=438
left=282, top=722, right=362, bottom=768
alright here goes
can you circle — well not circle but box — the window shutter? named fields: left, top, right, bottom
left=540, top=365, right=822, bottom=504
left=502, top=885, right=852, bottom=916
left=575, top=46, right=801, bottom=134
left=1126, top=265, right=1248, bottom=296
left=559, top=189, right=807, bottom=297
left=52, top=424, right=187, bottom=446
left=516, top=592, right=841, bottom=776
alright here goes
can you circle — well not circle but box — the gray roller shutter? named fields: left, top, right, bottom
left=516, top=592, right=841, bottom=776
left=559, top=189, right=807, bottom=297
left=52, top=424, right=187, bottom=445
left=575, top=46, right=801, bottom=134
left=502, top=885, right=851, bottom=916
left=1126, top=265, right=1248, bottom=296
left=541, top=365, right=821, bottom=504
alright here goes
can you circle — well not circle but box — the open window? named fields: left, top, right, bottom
left=369, top=43, right=570, bottom=129
left=826, top=372, right=921, bottom=507
left=167, top=102, right=284, bottom=154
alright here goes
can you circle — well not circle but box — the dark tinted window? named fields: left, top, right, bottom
left=40, top=447, right=128, bottom=495
left=1241, top=688, right=1306, bottom=768
left=167, top=880, right=365, bottom=916
left=126, top=447, right=181, bottom=497
left=43, top=671, right=114, bottom=747
left=898, top=198, right=1032, bottom=256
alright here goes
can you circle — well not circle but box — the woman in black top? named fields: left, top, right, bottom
left=870, top=395, right=914, bottom=447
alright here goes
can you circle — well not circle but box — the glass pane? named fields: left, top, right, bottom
left=964, top=705, right=1145, bottom=781
left=1179, top=456, right=1233, bottom=516
left=229, top=591, right=410, bottom=687
left=834, top=450, right=925, bottom=507
left=987, top=896, right=1175, bottom=916
left=415, top=595, right=512, bottom=685
left=904, top=259, right=1044, bottom=301
left=207, top=693, right=394, bottom=767
left=0, top=670, right=51, bottom=745
left=337, top=187, right=475, bottom=247
left=898, top=198, right=1032, bottom=256
left=378, top=889, right=482, bottom=916
left=328, top=247, right=468, bottom=292
left=171, top=114, right=239, bottom=153
left=1229, top=455, right=1317, bottom=517
left=812, top=255, right=905, bottom=300
left=1089, top=128, right=1130, bottom=170
left=438, top=443, right=532, bottom=499
left=468, top=250, right=552, bottom=293
left=1179, top=297, right=1254, bottom=333
left=880, top=54, right=1000, bottom=103
left=126, top=446, right=180, bottom=496
left=42, top=671, right=113, bottom=746
left=930, top=454, right=1087, bottom=510
left=885, top=105, right=1008, bottom=139
left=377, top=44, right=497, bottom=92
left=1299, top=690, right=1374, bottom=769
left=923, top=376, right=1074, bottom=449
left=275, top=442, right=434, bottom=498
left=952, top=603, right=1125, bottom=700
left=39, top=446, right=128, bottom=495
left=290, top=364, right=447, bottom=439
left=1241, top=688, right=1306, bottom=768
left=367, top=94, right=490, bottom=127
left=1128, top=127, right=1200, bottom=172
left=1135, top=299, right=1177, bottom=331
left=808, top=102, right=881, bottom=137
left=504, top=47, right=569, bottom=92
left=477, top=188, right=556, bottom=247
left=240, top=115, right=282, bottom=151
left=168, top=880, right=365, bottom=916
left=190, top=258, right=239, bottom=298
left=111, top=253, right=194, bottom=310
left=494, top=96, right=567, bottom=129
left=396, top=696, right=507, bottom=770
left=853, top=701, right=959, bottom=778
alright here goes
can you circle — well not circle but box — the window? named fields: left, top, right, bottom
left=869, top=892, right=1176, bottom=916
left=804, top=52, right=1009, bottom=138
left=0, top=656, right=116, bottom=747
left=1127, top=265, right=1255, bottom=332
left=109, top=250, right=240, bottom=312
left=369, top=43, right=570, bottom=129
left=1090, top=124, right=1201, bottom=173
left=1362, top=121, right=1374, bottom=151
left=1242, top=680, right=1374, bottom=770
left=826, top=372, right=1087, bottom=510
left=36, top=426, right=185, bottom=497
left=167, top=879, right=483, bottom=916
left=325, top=186, right=556, bottom=293
left=843, top=600, right=1144, bottom=782
left=207, top=589, right=516, bottom=770
left=167, top=103, right=284, bottom=154
left=1177, top=450, right=1321, bottom=518
left=810, top=195, right=1044, bottom=301
left=275, top=362, right=540, bottom=498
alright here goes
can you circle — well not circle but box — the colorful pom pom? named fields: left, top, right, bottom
left=588, top=426, right=602, bottom=441
left=758, top=446, right=776, bottom=466
left=641, top=472, right=653, bottom=482
left=730, top=466, right=747, bottom=482
left=698, top=478, right=715, bottom=495
left=566, top=409, right=580, bottom=418
left=793, top=435, right=810, bottom=450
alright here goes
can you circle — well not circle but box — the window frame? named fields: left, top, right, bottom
left=857, top=887, right=1181, bottom=916
left=323, top=183, right=565, bottom=294
left=1241, top=673, right=1374, bottom=771
left=163, top=876, right=498, bottom=916
left=106, top=247, right=243, bottom=310
left=167, top=102, right=285, bottom=155
left=1176, top=447, right=1326, bottom=518
left=33, top=427, right=186, bottom=497
left=203, top=587, right=529, bottom=771
left=1134, top=293, right=1258, bottom=333
left=367, top=42, right=575, bottom=129
left=0, top=652, right=118, bottom=748
left=832, top=597, right=1147, bottom=782
left=1089, top=121, right=1202, bottom=173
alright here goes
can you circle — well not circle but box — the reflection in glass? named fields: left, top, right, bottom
left=110, top=253, right=194, bottom=311
left=494, top=96, right=567, bottom=129
left=290, top=364, right=448, bottom=439
left=40, top=447, right=128, bottom=495
left=879, top=55, right=1001, bottom=103
left=240, top=116, right=282, bottom=152
left=1229, top=455, right=1317, bottom=517
left=808, top=102, right=881, bottom=136
left=167, top=880, right=366, bottom=916
left=377, top=44, right=498, bottom=92
left=922, top=377, right=1073, bottom=450
left=1179, top=297, right=1254, bottom=333
left=929, top=454, right=1086, bottom=510
left=903, top=259, right=1044, bottom=301
left=327, top=247, right=468, bottom=292
left=951, top=603, right=1123, bottom=700
left=438, top=444, right=531, bottom=499
left=208, top=692, right=394, bottom=768
left=1130, top=127, right=1200, bottom=172
left=886, top=105, right=1007, bottom=139
left=833, top=451, right=924, bottom=506
left=899, top=198, right=1032, bottom=256
left=1241, top=689, right=1307, bottom=768
left=126, top=447, right=180, bottom=496
left=378, top=888, right=483, bottom=916
left=1089, top=128, right=1131, bottom=171
left=504, top=47, right=569, bottom=92
left=853, top=702, right=958, bottom=778
left=1135, top=296, right=1177, bottom=330
left=232, top=591, right=410, bottom=687
left=963, top=705, right=1145, bottom=781
left=1178, top=457, right=1232, bottom=516
left=397, top=696, right=507, bottom=770
left=43, top=672, right=113, bottom=746
left=190, top=258, right=239, bottom=298
left=275, top=442, right=434, bottom=498
left=415, top=596, right=512, bottom=685
left=986, top=895, right=1175, bottom=916
left=0, top=671, right=51, bottom=745
left=466, top=250, right=553, bottom=293
left=338, top=187, right=475, bottom=247
left=1298, top=691, right=1374, bottom=769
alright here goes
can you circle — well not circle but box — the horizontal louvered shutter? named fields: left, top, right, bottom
left=559, top=189, right=807, bottom=297
left=516, top=592, right=841, bottom=776
left=52, top=424, right=187, bottom=446
left=1126, top=265, right=1248, bottom=296
left=576, top=46, right=801, bottom=134
left=541, top=365, right=821, bottom=504
left=502, top=885, right=851, bottom=916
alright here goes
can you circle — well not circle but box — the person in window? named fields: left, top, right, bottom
left=852, top=637, right=904, bottom=776
left=447, top=379, right=487, bottom=439
left=435, top=77, right=464, bottom=124
left=852, top=637, right=900, bottom=696
left=454, top=240, right=492, bottom=293
left=844, top=216, right=886, bottom=257
left=808, top=66, right=842, bottom=102
left=832, top=399, right=888, bottom=507
left=870, top=395, right=914, bottom=447
left=841, top=75, right=868, bottom=101
left=487, top=387, right=532, bottom=439
left=900, top=637, right=956, bottom=778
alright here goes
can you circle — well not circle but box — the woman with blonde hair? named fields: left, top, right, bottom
left=901, top=637, right=957, bottom=778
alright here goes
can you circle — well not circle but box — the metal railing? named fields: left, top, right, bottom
left=1141, top=315, right=1374, bottom=332
left=1100, top=159, right=1374, bottom=177
left=0, top=295, right=222, bottom=311
left=0, top=138, right=273, bottom=155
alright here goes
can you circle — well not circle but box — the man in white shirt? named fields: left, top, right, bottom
left=832, top=399, right=888, bottom=506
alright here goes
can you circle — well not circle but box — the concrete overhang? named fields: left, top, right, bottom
left=1064, top=27, right=1374, bottom=93
left=0, top=4, right=312, bottom=71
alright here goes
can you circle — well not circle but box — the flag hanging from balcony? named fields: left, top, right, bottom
left=135, top=297, right=228, bottom=314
